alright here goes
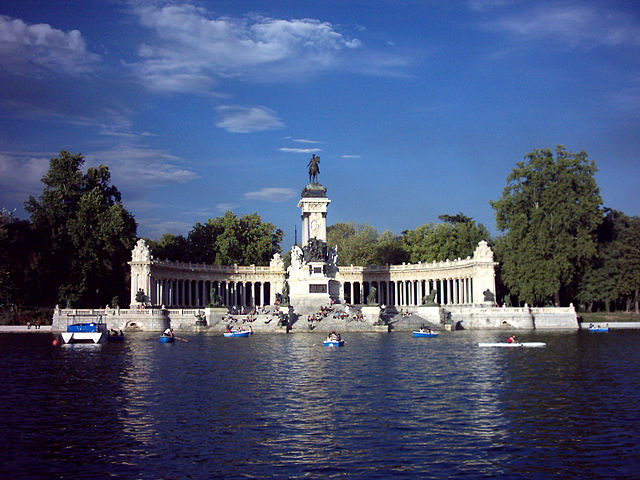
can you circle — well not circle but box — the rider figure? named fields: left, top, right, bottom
left=308, top=154, right=320, bottom=183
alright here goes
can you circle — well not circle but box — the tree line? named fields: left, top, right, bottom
left=1, top=147, right=639, bottom=312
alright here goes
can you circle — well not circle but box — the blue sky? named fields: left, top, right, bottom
left=1, top=0, right=638, bottom=249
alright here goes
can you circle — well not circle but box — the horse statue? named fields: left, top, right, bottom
left=307, top=154, right=320, bottom=184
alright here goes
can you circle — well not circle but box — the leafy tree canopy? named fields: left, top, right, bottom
left=402, top=215, right=490, bottom=263
left=24, top=151, right=137, bottom=307
left=326, top=223, right=380, bottom=266
left=0, top=209, right=39, bottom=305
left=576, top=209, right=640, bottom=312
left=148, top=211, right=283, bottom=266
left=490, top=146, right=603, bottom=306
left=326, top=216, right=487, bottom=267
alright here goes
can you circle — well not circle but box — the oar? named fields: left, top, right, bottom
left=174, top=336, right=189, bottom=342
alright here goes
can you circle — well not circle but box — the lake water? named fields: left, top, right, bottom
left=1, top=330, right=638, bottom=479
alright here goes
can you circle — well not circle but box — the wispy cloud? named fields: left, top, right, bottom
left=0, top=146, right=200, bottom=211
left=138, top=219, right=193, bottom=240
left=245, top=187, right=297, bottom=202
left=468, top=0, right=515, bottom=12
left=215, top=105, right=285, bottom=133
left=279, top=147, right=322, bottom=154
left=215, top=202, right=240, bottom=212
left=482, top=5, right=640, bottom=48
left=341, top=154, right=361, bottom=159
left=0, top=15, right=100, bottom=76
left=86, top=145, right=199, bottom=193
left=0, top=151, right=51, bottom=204
left=294, top=138, right=322, bottom=144
left=127, top=3, right=364, bottom=93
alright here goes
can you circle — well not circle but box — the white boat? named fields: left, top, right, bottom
left=61, top=319, right=107, bottom=344
left=478, top=342, right=546, bottom=348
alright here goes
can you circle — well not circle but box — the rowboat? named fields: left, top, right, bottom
left=413, top=331, right=439, bottom=338
left=323, top=339, right=345, bottom=347
left=588, top=327, right=609, bottom=332
left=160, top=335, right=175, bottom=343
left=478, top=342, right=546, bottom=348
left=224, top=330, right=251, bottom=337
left=107, top=332, right=125, bottom=341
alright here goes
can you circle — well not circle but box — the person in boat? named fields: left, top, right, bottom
left=507, top=335, right=517, bottom=344
left=163, top=327, right=174, bottom=338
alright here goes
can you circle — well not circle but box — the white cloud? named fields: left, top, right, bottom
left=0, top=15, right=99, bottom=76
left=294, top=138, right=322, bottom=144
left=214, top=202, right=239, bottom=213
left=127, top=3, right=366, bottom=92
left=86, top=145, right=199, bottom=192
left=215, top=105, right=284, bottom=133
left=341, top=154, right=361, bottom=159
left=245, top=187, right=297, bottom=202
left=137, top=219, right=193, bottom=240
left=0, top=152, right=51, bottom=202
left=468, top=0, right=515, bottom=12
left=484, top=5, right=640, bottom=48
left=279, top=147, right=322, bottom=154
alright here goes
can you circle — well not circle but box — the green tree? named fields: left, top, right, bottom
left=0, top=209, right=41, bottom=305
left=146, top=234, right=190, bottom=262
left=577, top=210, right=640, bottom=312
left=402, top=214, right=490, bottom=263
left=327, top=223, right=379, bottom=266
left=24, top=151, right=137, bottom=307
left=373, top=230, right=409, bottom=265
left=150, top=211, right=283, bottom=265
left=490, top=146, right=603, bottom=306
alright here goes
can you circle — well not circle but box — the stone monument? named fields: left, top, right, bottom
left=287, top=155, right=340, bottom=310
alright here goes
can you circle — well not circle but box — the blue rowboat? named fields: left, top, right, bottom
left=588, top=327, right=609, bottom=332
left=224, top=330, right=251, bottom=337
left=160, top=336, right=174, bottom=343
left=323, top=339, right=344, bottom=347
left=413, top=331, right=438, bottom=338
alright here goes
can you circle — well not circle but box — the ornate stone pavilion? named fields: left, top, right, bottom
left=128, top=179, right=497, bottom=311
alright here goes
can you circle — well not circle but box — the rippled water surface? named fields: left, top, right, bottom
left=1, top=330, right=639, bottom=479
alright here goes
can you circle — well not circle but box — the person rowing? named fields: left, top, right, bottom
left=163, top=327, right=174, bottom=339
left=507, top=335, right=517, bottom=344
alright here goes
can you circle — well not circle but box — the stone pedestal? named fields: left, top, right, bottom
left=416, top=306, right=445, bottom=325
left=204, top=307, right=229, bottom=327
left=361, top=305, right=382, bottom=325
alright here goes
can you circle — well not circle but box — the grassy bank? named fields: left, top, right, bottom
left=579, top=312, right=640, bottom=323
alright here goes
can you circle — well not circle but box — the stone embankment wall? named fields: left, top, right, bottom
left=52, top=303, right=579, bottom=332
